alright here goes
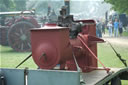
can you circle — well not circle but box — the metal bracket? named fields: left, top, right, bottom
left=0, top=75, right=6, bottom=85
left=24, top=67, right=29, bottom=85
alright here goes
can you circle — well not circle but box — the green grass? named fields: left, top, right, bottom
left=98, top=43, right=128, bottom=68
left=1, top=43, right=128, bottom=68
left=122, top=31, right=128, bottom=36
left=98, top=43, right=128, bottom=85
left=0, top=45, right=37, bottom=69
left=0, top=43, right=128, bottom=68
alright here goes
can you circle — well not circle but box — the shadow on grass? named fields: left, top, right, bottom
left=0, top=45, right=31, bottom=53
left=1, top=49, right=31, bottom=54
left=1, top=49, right=16, bottom=53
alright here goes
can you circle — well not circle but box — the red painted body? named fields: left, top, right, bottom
left=31, top=24, right=73, bottom=69
left=16, top=16, right=40, bottom=28
left=31, top=21, right=104, bottom=72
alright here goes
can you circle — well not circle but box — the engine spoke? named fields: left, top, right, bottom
left=15, top=33, right=20, bottom=36
left=21, top=43, right=24, bottom=50
left=27, top=42, right=31, bottom=48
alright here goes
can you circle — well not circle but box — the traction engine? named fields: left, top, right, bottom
left=31, top=7, right=106, bottom=73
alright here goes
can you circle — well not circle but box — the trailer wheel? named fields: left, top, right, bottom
left=8, top=21, right=35, bottom=52
left=111, top=77, right=121, bottom=85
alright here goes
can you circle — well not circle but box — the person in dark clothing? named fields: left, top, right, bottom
left=102, top=22, right=105, bottom=34
left=96, top=20, right=102, bottom=38
left=119, top=20, right=123, bottom=36
left=47, top=5, right=51, bottom=16
left=1, top=16, right=5, bottom=26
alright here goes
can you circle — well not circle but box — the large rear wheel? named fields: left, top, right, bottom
left=8, top=21, right=35, bottom=52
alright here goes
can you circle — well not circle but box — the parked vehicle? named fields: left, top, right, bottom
left=0, top=10, right=40, bottom=52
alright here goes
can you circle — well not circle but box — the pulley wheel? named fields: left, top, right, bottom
left=8, top=21, right=35, bottom=52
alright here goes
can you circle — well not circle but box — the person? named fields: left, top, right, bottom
left=47, top=5, right=51, bottom=16
left=96, top=20, right=102, bottom=38
left=126, top=24, right=128, bottom=32
left=113, top=19, right=119, bottom=37
left=107, top=21, right=113, bottom=37
left=1, top=15, right=6, bottom=26
left=119, top=20, right=123, bottom=36
left=102, top=22, right=105, bottom=34
left=48, top=9, right=58, bottom=23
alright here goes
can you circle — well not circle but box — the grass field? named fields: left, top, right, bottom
left=122, top=31, right=128, bottom=36
left=1, top=42, right=128, bottom=68
left=0, top=45, right=37, bottom=69
left=0, top=43, right=128, bottom=84
left=98, top=43, right=128, bottom=68
left=98, top=43, right=128, bottom=85
left=0, top=43, right=128, bottom=67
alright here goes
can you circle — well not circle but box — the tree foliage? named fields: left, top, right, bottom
left=104, top=0, right=128, bottom=14
left=14, top=0, right=27, bottom=11
left=0, top=0, right=27, bottom=12
left=0, top=0, right=15, bottom=11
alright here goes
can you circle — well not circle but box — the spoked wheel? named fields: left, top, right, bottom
left=8, top=21, right=35, bottom=52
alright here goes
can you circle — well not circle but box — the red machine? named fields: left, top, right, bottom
left=31, top=20, right=107, bottom=72
left=0, top=11, right=40, bottom=52
left=30, top=6, right=109, bottom=73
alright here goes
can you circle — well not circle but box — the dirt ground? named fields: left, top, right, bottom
left=102, top=34, right=128, bottom=47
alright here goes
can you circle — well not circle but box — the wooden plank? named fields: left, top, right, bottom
left=81, top=68, right=123, bottom=85
left=82, top=70, right=109, bottom=85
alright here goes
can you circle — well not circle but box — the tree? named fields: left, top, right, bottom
left=14, top=0, right=27, bottom=11
left=0, top=0, right=15, bottom=12
left=104, top=0, right=128, bottom=15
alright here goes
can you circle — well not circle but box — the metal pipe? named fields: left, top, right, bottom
left=64, top=0, right=70, bottom=15
left=1, top=75, right=6, bottom=85
left=24, top=67, right=28, bottom=85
